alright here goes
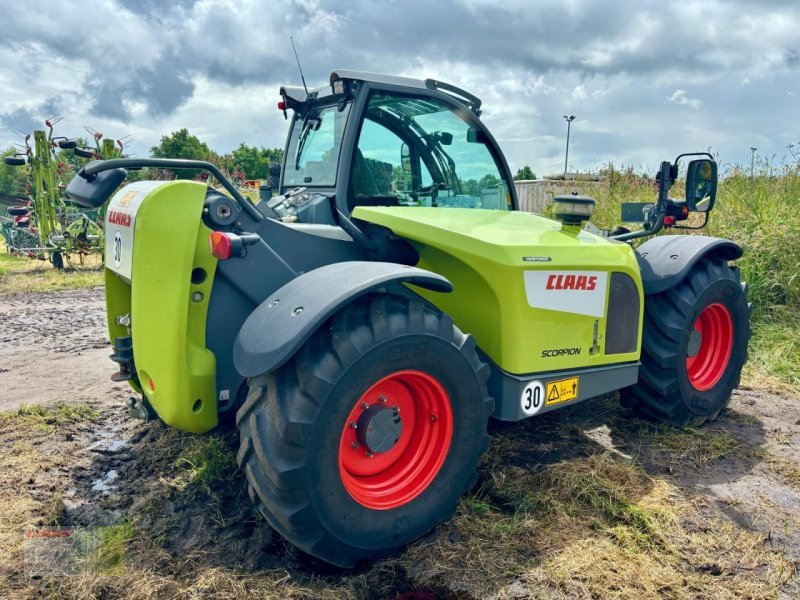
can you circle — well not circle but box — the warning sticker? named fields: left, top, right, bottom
left=545, top=377, right=579, bottom=406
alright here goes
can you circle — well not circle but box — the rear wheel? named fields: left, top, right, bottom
left=236, top=294, right=493, bottom=566
left=621, top=257, right=750, bottom=426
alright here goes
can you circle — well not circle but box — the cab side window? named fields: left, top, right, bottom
left=349, top=92, right=509, bottom=210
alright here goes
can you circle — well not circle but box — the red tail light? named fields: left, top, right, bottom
left=209, top=231, right=232, bottom=260
left=278, top=100, right=286, bottom=111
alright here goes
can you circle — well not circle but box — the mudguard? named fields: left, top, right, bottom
left=233, top=261, right=452, bottom=377
left=636, top=235, right=742, bottom=295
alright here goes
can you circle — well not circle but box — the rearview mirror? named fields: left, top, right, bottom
left=401, top=143, right=411, bottom=171
left=467, top=128, right=488, bottom=144
left=685, top=159, right=717, bottom=212
left=66, top=166, right=128, bottom=208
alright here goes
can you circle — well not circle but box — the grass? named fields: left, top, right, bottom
left=0, top=403, right=101, bottom=435
left=638, top=424, right=747, bottom=468
left=174, top=435, right=238, bottom=494
left=0, top=246, right=103, bottom=295
left=0, top=401, right=795, bottom=599
left=403, top=453, right=794, bottom=598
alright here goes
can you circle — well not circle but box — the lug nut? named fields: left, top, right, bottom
left=351, top=441, right=360, bottom=449
left=349, top=421, right=357, bottom=429
left=393, top=404, right=400, bottom=414
left=360, top=402, right=369, bottom=409
left=379, top=395, right=387, bottom=403
left=365, top=451, right=374, bottom=458
left=431, top=413, right=437, bottom=422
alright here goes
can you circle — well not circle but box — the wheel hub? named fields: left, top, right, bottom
left=338, top=370, right=454, bottom=510
left=686, top=328, right=703, bottom=358
left=356, top=404, right=402, bottom=454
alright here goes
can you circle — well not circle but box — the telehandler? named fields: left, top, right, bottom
left=67, top=70, right=749, bottom=566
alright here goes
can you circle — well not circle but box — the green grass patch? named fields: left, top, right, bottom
left=98, top=519, right=136, bottom=575
left=0, top=403, right=101, bottom=435
left=174, top=435, right=238, bottom=494
left=743, top=309, right=800, bottom=391
left=0, top=247, right=103, bottom=295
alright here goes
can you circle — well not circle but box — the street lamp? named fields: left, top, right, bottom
left=750, top=147, right=757, bottom=178
left=563, top=115, right=576, bottom=177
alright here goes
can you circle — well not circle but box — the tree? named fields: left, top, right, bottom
left=0, top=146, right=29, bottom=198
left=224, top=143, right=284, bottom=180
left=514, top=165, right=536, bottom=180
left=150, top=129, right=213, bottom=179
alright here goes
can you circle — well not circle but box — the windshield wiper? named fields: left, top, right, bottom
left=294, top=113, right=320, bottom=171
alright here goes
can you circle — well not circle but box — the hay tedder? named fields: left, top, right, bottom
left=2, top=119, right=124, bottom=268
left=67, top=71, right=750, bottom=566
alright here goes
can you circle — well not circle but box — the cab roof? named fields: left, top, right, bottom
left=279, top=69, right=482, bottom=115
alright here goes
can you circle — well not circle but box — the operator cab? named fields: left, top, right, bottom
left=270, top=70, right=518, bottom=227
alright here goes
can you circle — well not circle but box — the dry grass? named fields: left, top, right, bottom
left=637, top=425, right=747, bottom=468
left=765, top=455, right=800, bottom=489
left=401, top=454, right=794, bottom=599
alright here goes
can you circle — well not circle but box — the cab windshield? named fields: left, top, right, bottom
left=283, top=102, right=351, bottom=187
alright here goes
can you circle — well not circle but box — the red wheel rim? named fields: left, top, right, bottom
left=338, top=370, right=453, bottom=510
left=686, top=303, right=734, bottom=391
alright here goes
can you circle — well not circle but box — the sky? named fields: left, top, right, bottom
left=1, top=0, right=799, bottom=177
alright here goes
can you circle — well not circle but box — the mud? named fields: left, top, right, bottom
left=0, top=288, right=129, bottom=411
left=1, top=287, right=799, bottom=598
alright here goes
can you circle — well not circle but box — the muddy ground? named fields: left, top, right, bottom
left=0, top=287, right=798, bottom=598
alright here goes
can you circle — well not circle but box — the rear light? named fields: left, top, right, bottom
left=209, top=231, right=232, bottom=260
left=664, top=215, right=676, bottom=226
left=278, top=100, right=286, bottom=111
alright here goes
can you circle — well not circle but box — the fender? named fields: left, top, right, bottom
left=233, top=261, right=452, bottom=377
left=636, top=235, right=742, bottom=295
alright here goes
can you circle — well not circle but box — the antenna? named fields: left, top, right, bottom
left=290, top=36, right=309, bottom=96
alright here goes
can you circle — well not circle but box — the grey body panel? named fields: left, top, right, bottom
left=204, top=207, right=365, bottom=412
left=286, top=223, right=353, bottom=241
left=486, top=356, right=641, bottom=421
left=635, top=235, right=742, bottom=295
left=233, top=262, right=452, bottom=378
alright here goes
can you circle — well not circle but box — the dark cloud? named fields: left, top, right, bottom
left=0, top=0, right=799, bottom=170
left=0, top=107, right=40, bottom=135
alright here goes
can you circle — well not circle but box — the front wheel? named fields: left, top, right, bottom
left=621, top=257, right=750, bottom=426
left=236, top=294, right=493, bottom=567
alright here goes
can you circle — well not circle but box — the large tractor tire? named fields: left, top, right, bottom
left=622, top=257, right=750, bottom=427
left=236, top=294, right=493, bottom=567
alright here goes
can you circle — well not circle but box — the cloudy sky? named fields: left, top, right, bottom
left=1, top=0, right=798, bottom=176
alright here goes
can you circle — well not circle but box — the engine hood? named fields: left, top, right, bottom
left=352, top=206, right=625, bottom=267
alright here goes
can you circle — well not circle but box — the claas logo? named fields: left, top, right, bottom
left=545, top=274, right=597, bottom=291
left=107, top=210, right=132, bottom=227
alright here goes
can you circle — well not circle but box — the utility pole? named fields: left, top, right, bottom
left=750, top=147, right=756, bottom=178
left=563, top=115, right=575, bottom=177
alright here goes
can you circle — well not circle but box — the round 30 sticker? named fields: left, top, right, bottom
left=520, top=380, right=545, bottom=416
left=113, top=230, right=123, bottom=268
